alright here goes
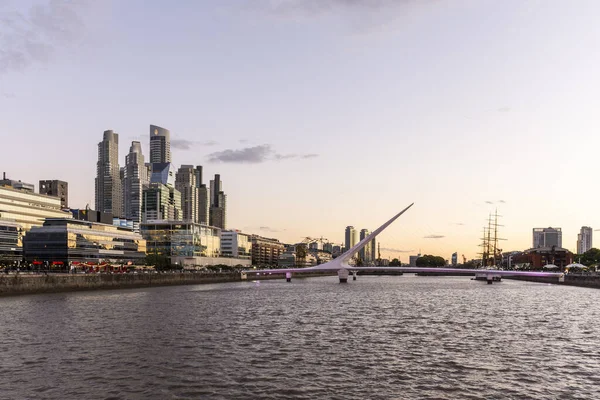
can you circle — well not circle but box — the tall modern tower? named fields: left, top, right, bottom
left=149, top=124, right=171, bottom=164
left=345, top=226, right=357, bottom=252
left=196, top=166, right=209, bottom=225
left=175, top=165, right=199, bottom=222
left=359, top=229, right=371, bottom=264
left=209, top=174, right=226, bottom=229
left=95, top=130, right=122, bottom=217
left=577, top=226, right=593, bottom=254
left=123, top=141, right=149, bottom=229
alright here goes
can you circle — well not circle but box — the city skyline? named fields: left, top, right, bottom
left=3, top=1, right=600, bottom=259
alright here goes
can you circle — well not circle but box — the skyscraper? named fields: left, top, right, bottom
left=196, top=166, right=209, bottom=225
left=533, top=227, right=562, bottom=248
left=345, top=226, right=356, bottom=252
left=149, top=124, right=171, bottom=163
left=209, top=174, right=226, bottom=229
left=359, top=229, right=371, bottom=264
left=95, top=130, right=122, bottom=217
left=577, top=226, right=593, bottom=254
left=123, top=141, right=149, bottom=230
left=39, top=180, right=68, bottom=208
left=175, top=165, right=199, bottom=222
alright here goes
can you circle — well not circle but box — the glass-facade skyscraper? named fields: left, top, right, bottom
left=95, top=130, right=122, bottom=217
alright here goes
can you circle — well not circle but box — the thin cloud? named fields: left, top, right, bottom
left=239, top=139, right=249, bottom=144
left=259, top=226, right=280, bottom=233
left=253, top=0, right=421, bottom=15
left=171, top=139, right=195, bottom=150
left=497, top=107, right=511, bottom=112
left=381, top=247, right=414, bottom=253
left=202, top=140, right=218, bottom=146
left=498, top=200, right=506, bottom=203
left=451, top=222, right=465, bottom=226
left=0, top=0, right=89, bottom=75
left=207, top=144, right=318, bottom=164
left=2, top=92, right=16, bottom=98
left=424, top=235, right=445, bottom=239
left=485, top=201, right=494, bottom=204
left=302, top=154, right=319, bottom=159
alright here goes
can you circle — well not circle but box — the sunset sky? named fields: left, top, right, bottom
left=2, top=0, right=600, bottom=261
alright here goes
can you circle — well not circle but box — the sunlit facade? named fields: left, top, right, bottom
left=0, top=186, right=72, bottom=235
left=23, top=218, right=146, bottom=264
left=140, top=220, right=220, bottom=258
left=221, top=230, right=252, bottom=260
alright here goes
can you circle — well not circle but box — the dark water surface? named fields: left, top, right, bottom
left=1, top=276, right=600, bottom=399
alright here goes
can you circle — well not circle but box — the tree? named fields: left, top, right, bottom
left=416, top=254, right=446, bottom=267
left=145, top=254, right=171, bottom=270
left=389, top=258, right=401, bottom=266
left=578, top=248, right=600, bottom=267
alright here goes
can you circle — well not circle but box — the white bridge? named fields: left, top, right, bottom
left=242, top=203, right=565, bottom=284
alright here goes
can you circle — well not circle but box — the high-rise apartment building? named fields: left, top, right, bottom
left=95, top=130, right=123, bottom=217
left=577, top=226, right=593, bottom=254
left=142, top=183, right=182, bottom=221
left=533, top=227, right=562, bottom=248
left=345, top=226, right=357, bottom=252
left=123, top=141, right=149, bottom=230
left=209, top=174, right=226, bottom=229
left=149, top=124, right=171, bottom=163
left=39, top=180, right=68, bottom=208
left=175, top=165, right=199, bottom=222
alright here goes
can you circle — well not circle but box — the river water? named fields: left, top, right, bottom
left=1, top=275, right=599, bottom=399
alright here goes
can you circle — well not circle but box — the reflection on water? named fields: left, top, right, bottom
left=1, top=276, right=599, bottom=399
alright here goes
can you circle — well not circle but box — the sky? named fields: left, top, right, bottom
left=2, top=0, right=600, bottom=261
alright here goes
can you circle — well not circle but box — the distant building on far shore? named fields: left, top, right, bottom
left=533, top=227, right=562, bottom=248
left=577, top=226, right=593, bottom=254
left=409, top=254, right=421, bottom=267
left=451, top=252, right=458, bottom=266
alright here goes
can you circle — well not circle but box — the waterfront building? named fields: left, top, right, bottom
left=0, top=221, right=22, bottom=264
left=195, top=166, right=209, bottom=224
left=0, top=173, right=34, bottom=192
left=251, top=235, right=285, bottom=266
left=38, top=180, right=68, bottom=208
left=142, top=183, right=182, bottom=221
left=323, top=242, right=333, bottom=253
left=511, top=247, right=573, bottom=269
left=533, top=227, right=562, bottom=248
left=23, top=218, right=146, bottom=265
left=451, top=252, right=458, bottom=266
left=149, top=124, right=171, bottom=163
left=577, top=226, right=593, bottom=254
left=95, top=130, right=123, bottom=217
left=209, top=174, right=226, bottom=229
left=0, top=185, right=72, bottom=232
left=123, top=141, right=149, bottom=231
left=221, top=230, right=252, bottom=260
left=409, top=254, right=421, bottom=267
left=140, top=220, right=247, bottom=267
left=344, top=226, right=356, bottom=252
left=175, top=165, right=199, bottom=223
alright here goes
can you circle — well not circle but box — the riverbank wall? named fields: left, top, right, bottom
left=506, top=274, right=600, bottom=289
left=0, top=271, right=335, bottom=296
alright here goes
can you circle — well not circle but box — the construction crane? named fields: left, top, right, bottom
left=462, top=254, right=467, bottom=264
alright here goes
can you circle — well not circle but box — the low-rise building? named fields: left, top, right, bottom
left=251, top=235, right=285, bottom=266
left=511, top=247, right=574, bottom=269
left=0, top=221, right=22, bottom=264
left=221, top=230, right=252, bottom=260
left=140, top=221, right=250, bottom=267
left=23, top=218, right=146, bottom=266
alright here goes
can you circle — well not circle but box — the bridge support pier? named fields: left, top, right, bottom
left=352, top=271, right=357, bottom=281
left=487, top=274, right=493, bottom=284
left=338, top=269, right=349, bottom=283
left=286, top=272, right=292, bottom=282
